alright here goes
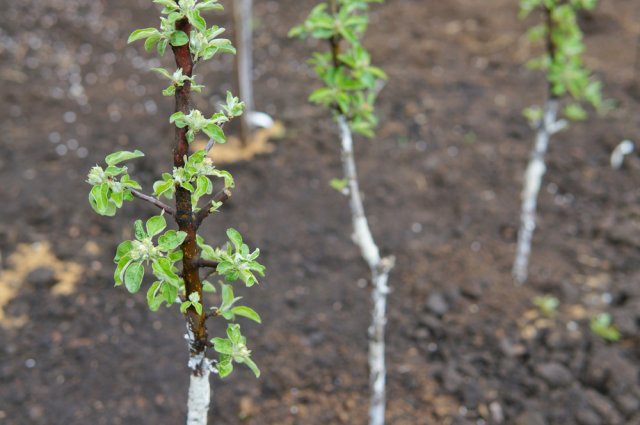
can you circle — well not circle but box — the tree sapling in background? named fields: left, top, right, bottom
left=290, top=1, right=394, bottom=424
left=513, top=0, right=606, bottom=284
left=87, top=1, right=265, bottom=423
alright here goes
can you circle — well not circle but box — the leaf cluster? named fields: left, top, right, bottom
left=198, top=228, right=265, bottom=287
left=153, top=150, right=233, bottom=210
left=289, top=0, right=386, bottom=138
left=87, top=151, right=144, bottom=216
left=520, top=0, right=606, bottom=123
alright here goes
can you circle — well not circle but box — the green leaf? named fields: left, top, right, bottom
left=203, top=124, right=226, bottom=144
left=227, top=228, right=243, bottom=250
left=157, top=39, right=169, bottom=56
left=330, top=178, right=348, bottom=192
left=128, top=28, right=160, bottom=44
left=124, top=262, right=144, bottom=293
left=187, top=10, right=207, bottom=32
left=158, top=230, right=188, bottom=251
left=212, top=337, right=234, bottom=355
left=147, top=282, right=164, bottom=311
left=217, top=356, right=233, bottom=377
left=151, top=67, right=172, bottom=79
left=220, top=283, right=233, bottom=303
left=170, top=30, right=189, bottom=46
left=89, top=183, right=113, bottom=216
left=226, top=323, right=243, bottom=343
left=105, top=150, right=145, bottom=166
left=134, top=220, right=146, bottom=240
left=240, top=356, right=260, bottom=378
left=146, top=215, right=167, bottom=237
left=180, top=301, right=192, bottom=314
left=114, top=240, right=133, bottom=263
left=564, top=103, right=587, bottom=121
left=231, top=306, right=262, bottom=323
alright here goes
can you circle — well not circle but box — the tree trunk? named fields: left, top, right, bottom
left=337, top=115, right=393, bottom=425
left=513, top=99, right=558, bottom=284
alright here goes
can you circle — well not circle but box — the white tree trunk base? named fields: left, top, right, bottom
left=338, top=115, right=394, bottom=425
left=513, top=99, right=561, bottom=284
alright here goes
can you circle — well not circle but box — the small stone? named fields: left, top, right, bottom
left=490, top=401, right=505, bottom=423
left=426, top=292, right=449, bottom=316
left=26, top=267, right=57, bottom=289
left=535, top=362, right=573, bottom=387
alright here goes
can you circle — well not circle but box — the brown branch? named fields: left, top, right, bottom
left=197, top=259, right=219, bottom=269
left=130, top=189, right=176, bottom=217
left=194, top=188, right=232, bottom=227
left=545, top=5, right=558, bottom=101
left=205, top=310, right=220, bottom=320
left=172, top=17, right=209, bottom=359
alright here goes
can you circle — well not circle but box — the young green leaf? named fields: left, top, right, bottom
left=124, top=262, right=145, bottom=293
left=105, top=150, right=145, bottom=166
left=231, top=306, right=262, bottom=323
left=146, top=215, right=167, bottom=237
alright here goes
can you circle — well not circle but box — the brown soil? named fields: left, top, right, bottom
left=0, top=0, right=639, bottom=424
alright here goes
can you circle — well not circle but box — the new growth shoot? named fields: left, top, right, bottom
left=291, top=2, right=395, bottom=425
left=514, top=0, right=606, bottom=284
left=87, top=1, right=265, bottom=423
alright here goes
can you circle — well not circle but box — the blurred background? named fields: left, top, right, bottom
left=0, top=0, right=639, bottom=424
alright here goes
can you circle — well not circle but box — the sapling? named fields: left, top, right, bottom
left=290, top=2, right=394, bottom=424
left=86, top=1, right=265, bottom=423
left=514, top=0, right=606, bottom=284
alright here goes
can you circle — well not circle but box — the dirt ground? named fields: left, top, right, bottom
left=1, top=0, right=639, bottom=424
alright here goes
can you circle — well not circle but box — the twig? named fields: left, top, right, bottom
left=205, top=310, right=221, bottom=320
left=195, top=188, right=232, bottom=226
left=197, top=259, right=219, bottom=269
left=130, top=189, right=176, bottom=216
left=204, top=121, right=229, bottom=153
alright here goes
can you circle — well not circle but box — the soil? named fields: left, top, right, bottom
left=1, top=0, right=639, bottom=424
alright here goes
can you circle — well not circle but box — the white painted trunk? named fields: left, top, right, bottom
left=337, top=115, right=393, bottom=425
left=234, top=0, right=254, bottom=136
left=185, top=328, right=212, bottom=425
left=513, top=99, right=559, bottom=284
left=186, top=367, right=211, bottom=425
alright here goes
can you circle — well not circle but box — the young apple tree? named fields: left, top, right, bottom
left=86, top=1, right=265, bottom=423
left=514, top=0, right=605, bottom=284
left=290, top=2, right=394, bottom=424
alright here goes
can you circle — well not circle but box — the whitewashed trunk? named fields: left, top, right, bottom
left=234, top=0, right=254, bottom=140
left=513, top=99, right=560, bottom=284
left=337, top=115, right=393, bottom=425
left=185, top=328, right=212, bottom=425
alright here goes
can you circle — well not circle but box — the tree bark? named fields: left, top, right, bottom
left=337, top=115, right=393, bottom=425
left=172, top=16, right=211, bottom=425
left=512, top=99, right=559, bottom=284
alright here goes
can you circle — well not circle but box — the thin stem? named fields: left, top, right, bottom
left=130, top=189, right=176, bottom=216
left=204, top=122, right=228, bottom=153
left=195, top=188, right=232, bottom=227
